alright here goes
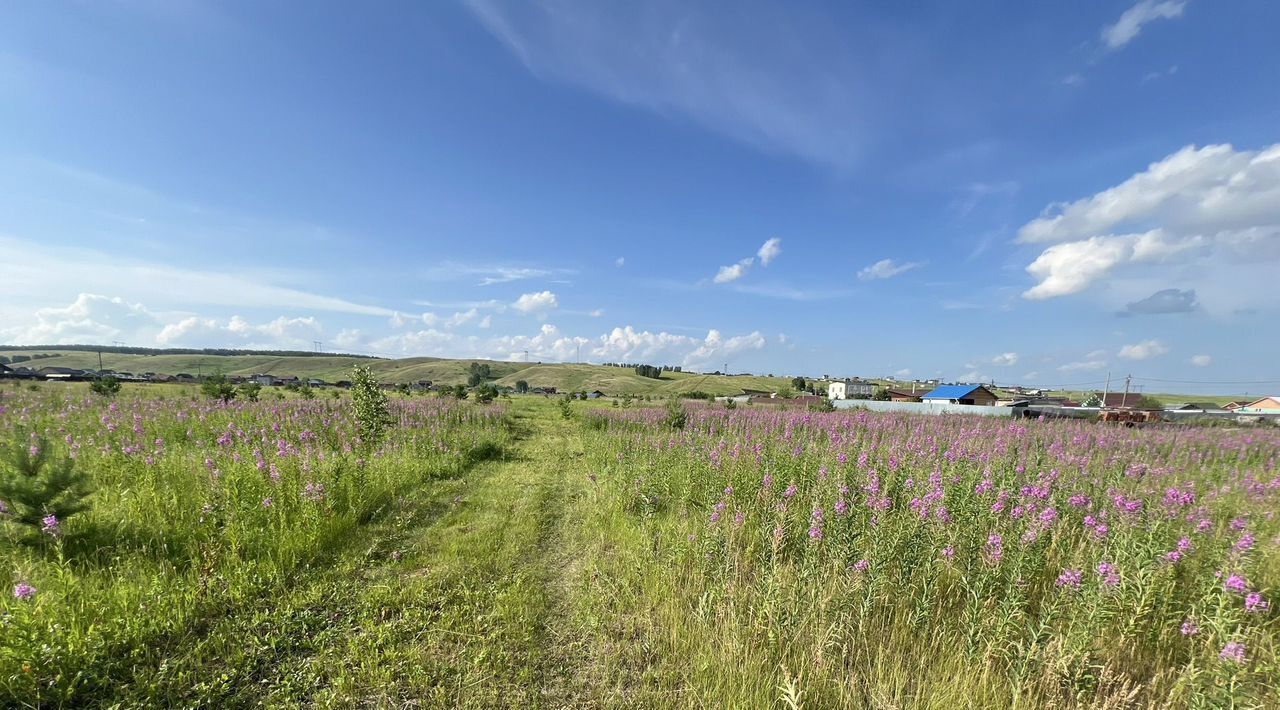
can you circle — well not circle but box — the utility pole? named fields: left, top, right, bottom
left=523, top=349, right=529, bottom=363
left=1121, top=374, right=1132, bottom=408
left=313, top=340, right=322, bottom=353
left=1103, top=372, right=1110, bottom=407
left=97, top=349, right=103, bottom=372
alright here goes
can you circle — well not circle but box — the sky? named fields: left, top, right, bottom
left=2, top=1, right=1278, bottom=395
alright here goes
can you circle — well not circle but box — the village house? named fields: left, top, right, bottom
left=921, top=384, right=999, bottom=406
left=1238, top=396, right=1280, bottom=413
left=886, top=389, right=922, bottom=402
left=827, top=378, right=875, bottom=400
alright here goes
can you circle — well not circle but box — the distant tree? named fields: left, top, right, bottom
left=872, top=387, right=891, bottom=401
left=0, top=355, right=8, bottom=364
left=777, top=385, right=795, bottom=399
left=89, top=376, right=121, bottom=397
left=634, top=365, right=663, bottom=379
left=1082, top=393, right=1103, bottom=407
left=10, top=355, right=29, bottom=363
left=558, top=395, right=574, bottom=420
left=351, top=365, right=392, bottom=449
left=297, top=383, right=316, bottom=399
left=451, top=384, right=469, bottom=400
left=791, top=377, right=807, bottom=391
left=515, top=380, right=529, bottom=394
left=467, top=363, right=492, bottom=387
left=1134, top=395, right=1165, bottom=410
left=201, top=374, right=237, bottom=403
left=238, top=381, right=262, bottom=402
left=474, top=383, right=498, bottom=404
left=397, top=383, right=412, bottom=397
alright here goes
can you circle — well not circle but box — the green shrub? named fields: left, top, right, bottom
left=0, top=437, right=92, bottom=545
left=89, top=376, right=121, bottom=397
left=351, top=365, right=392, bottom=449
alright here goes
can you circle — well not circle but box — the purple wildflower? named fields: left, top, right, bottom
left=262, top=497, right=273, bottom=508
left=783, top=483, right=798, bottom=499
left=1245, top=593, right=1269, bottom=613
left=41, top=514, right=60, bottom=537
left=1180, top=620, right=1198, bottom=636
left=1223, top=574, right=1248, bottom=594
left=13, top=583, right=36, bottom=600
left=1097, top=561, right=1120, bottom=588
left=1056, top=569, right=1083, bottom=590
left=1219, top=641, right=1246, bottom=664
left=852, top=558, right=870, bottom=573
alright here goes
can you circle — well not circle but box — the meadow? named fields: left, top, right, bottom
left=0, top=382, right=1276, bottom=707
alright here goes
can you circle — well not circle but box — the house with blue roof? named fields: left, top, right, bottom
left=921, top=384, right=999, bottom=406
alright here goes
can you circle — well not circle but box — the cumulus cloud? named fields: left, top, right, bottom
left=857, top=258, right=922, bottom=281
left=713, top=258, right=754, bottom=284
left=615, top=257, right=625, bottom=267
left=1102, top=0, right=1186, bottom=50
left=593, top=326, right=765, bottom=367
left=1058, top=351, right=1109, bottom=372
left=757, top=238, right=782, bottom=266
left=2, top=293, right=159, bottom=345
left=156, top=315, right=323, bottom=349
left=1118, top=339, right=1169, bottom=360
left=895, top=368, right=912, bottom=378
left=511, top=290, right=559, bottom=316
left=1122, top=288, right=1198, bottom=315
left=1019, top=144, right=1280, bottom=304
left=1190, top=354, right=1212, bottom=366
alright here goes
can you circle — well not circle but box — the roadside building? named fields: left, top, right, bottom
left=886, top=389, right=922, bottom=402
left=921, top=384, right=999, bottom=406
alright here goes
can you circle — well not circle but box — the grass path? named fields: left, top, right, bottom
left=84, top=399, right=595, bottom=708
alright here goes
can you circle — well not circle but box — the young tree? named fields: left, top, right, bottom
left=515, top=380, right=529, bottom=394
left=662, top=397, right=687, bottom=430
left=351, top=365, right=392, bottom=449
left=0, top=437, right=92, bottom=545
left=238, top=381, right=262, bottom=402
left=474, top=383, right=498, bottom=404
left=872, top=387, right=891, bottom=401
left=201, top=374, right=237, bottom=403
left=467, top=362, right=492, bottom=387
left=89, top=376, right=121, bottom=397
left=791, top=376, right=807, bottom=391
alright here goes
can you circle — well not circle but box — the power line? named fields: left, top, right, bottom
left=1133, top=376, right=1280, bottom=385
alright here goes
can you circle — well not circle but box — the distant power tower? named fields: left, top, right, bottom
left=313, top=341, right=323, bottom=353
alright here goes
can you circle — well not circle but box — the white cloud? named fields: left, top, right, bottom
left=990, top=352, right=1019, bottom=367
left=511, top=290, right=560, bottom=316
left=894, top=368, right=912, bottom=378
left=592, top=325, right=765, bottom=367
left=958, top=370, right=988, bottom=383
left=1058, top=358, right=1108, bottom=372
left=1190, top=354, right=1212, bottom=366
left=588, top=309, right=605, bottom=317
left=156, top=315, right=323, bottom=350
left=713, top=258, right=754, bottom=284
left=615, top=257, right=625, bottom=267
left=478, top=315, right=492, bottom=329
left=445, top=308, right=479, bottom=327
left=1018, top=144, right=1280, bottom=306
left=857, top=258, right=922, bottom=281
left=757, top=238, right=782, bottom=266
left=1102, top=0, right=1186, bottom=50
left=2, top=293, right=159, bottom=345
left=1118, top=339, right=1169, bottom=360
left=334, top=329, right=364, bottom=349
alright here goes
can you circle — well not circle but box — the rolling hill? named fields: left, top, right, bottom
left=0, top=349, right=793, bottom=396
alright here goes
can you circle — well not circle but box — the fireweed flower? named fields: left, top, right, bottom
left=13, top=583, right=36, bottom=600
left=761, top=474, right=773, bottom=489
left=985, top=534, right=1004, bottom=564
left=783, top=484, right=798, bottom=499
left=41, top=514, right=60, bottom=537
left=262, top=497, right=274, bottom=509
left=941, top=546, right=956, bottom=561
left=1235, top=533, right=1255, bottom=553
left=1056, top=569, right=1083, bottom=590
left=1223, top=575, right=1248, bottom=594
left=1180, top=620, right=1198, bottom=636
left=852, top=559, right=870, bottom=573
left=1097, top=561, right=1120, bottom=588
left=1219, top=641, right=1247, bottom=664
left=1245, top=593, right=1269, bottom=613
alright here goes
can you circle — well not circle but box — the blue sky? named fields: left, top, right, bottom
left=2, top=1, right=1278, bottom=394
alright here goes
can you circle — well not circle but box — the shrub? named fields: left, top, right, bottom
left=350, top=365, right=392, bottom=449
left=474, top=384, right=498, bottom=404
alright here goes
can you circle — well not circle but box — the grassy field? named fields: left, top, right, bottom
left=2, top=384, right=1277, bottom=706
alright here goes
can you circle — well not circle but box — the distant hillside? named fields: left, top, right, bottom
left=0, top=349, right=793, bottom=396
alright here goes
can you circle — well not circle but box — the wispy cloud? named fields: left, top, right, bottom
left=857, top=258, right=923, bottom=281
left=463, top=1, right=869, bottom=167
left=1102, top=0, right=1187, bottom=51
left=757, top=238, right=782, bottom=266
left=420, top=262, right=575, bottom=286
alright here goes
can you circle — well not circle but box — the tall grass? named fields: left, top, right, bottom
left=0, top=388, right=510, bottom=704
left=570, top=407, right=1279, bottom=706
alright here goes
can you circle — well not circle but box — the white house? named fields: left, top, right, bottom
left=828, top=379, right=876, bottom=400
